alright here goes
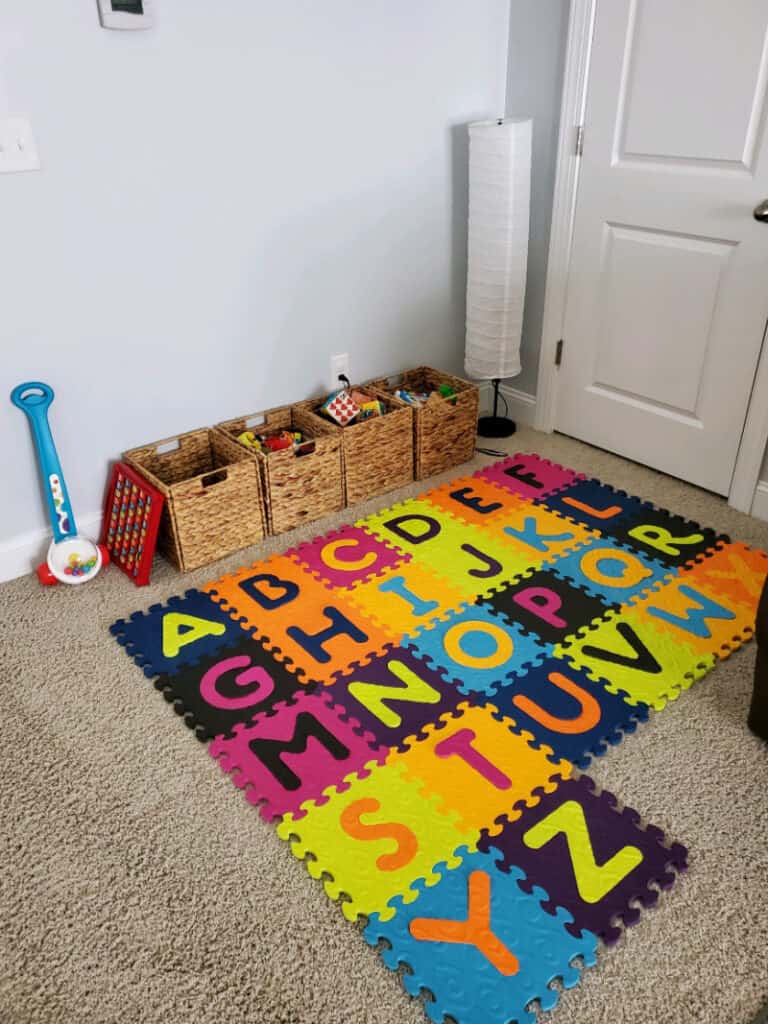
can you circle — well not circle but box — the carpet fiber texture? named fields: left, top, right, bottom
left=1, top=427, right=767, bottom=1024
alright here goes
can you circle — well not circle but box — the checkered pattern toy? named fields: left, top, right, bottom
left=322, top=389, right=361, bottom=426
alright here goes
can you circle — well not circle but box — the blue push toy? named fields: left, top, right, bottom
left=11, top=381, right=108, bottom=586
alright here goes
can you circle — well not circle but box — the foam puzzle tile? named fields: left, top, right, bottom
left=554, top=608, right=713, bottom=710
left=549, top=534, right=674, bottom=606
left=484, top=501, right=600, bottom=567
left=478, top=774, right=688, bottom=946
left=535, top=478, right=652, bottom=534
left=484, top=657, right=650, bottom=769
left=611, top=506, right=725, bottom=568
left=325, top=645, right=465, bottom=752
left=678, top=540, right=768, bottom=611
left=474, top=452, right=586, bottom=501
left=478, top=567, right=616, bottom=647
left=204, top=555, right=391, bottom=685
left=153, top=635, right=311, bottom=741
left=626, top=575, right=754, bottom=659
left=407, top=603, right=550, bottom=695
left=287, top=525, right=408, bottom=590
left=364, top=847, right=598, bottom=1024
left=110, top=588, right=251, bottom=678
left=424, top=475, right=529, bottom=531
left=358, top=498, right=544, bottom=599
left=277, top=760, right=469, bottom=922
left=345, top=561, right=468, bottom=642
left=209, top=689, right=386, bottom=820
left=392, top=702, right=571, bottom=834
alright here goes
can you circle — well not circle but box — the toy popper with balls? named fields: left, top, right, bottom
left=11, top=381, right=109, bottom=586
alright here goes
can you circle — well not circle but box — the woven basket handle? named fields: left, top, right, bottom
left=201, top=469, right=228, bottom=488
left=155, top=438, right=182, bottom=456
left=294, top=440, right=316, bottom=458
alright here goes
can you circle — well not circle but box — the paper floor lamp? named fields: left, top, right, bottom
left=465, top=118, right=532, bottom=438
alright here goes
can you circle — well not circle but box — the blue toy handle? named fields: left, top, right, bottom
left=10, top=381, right=77, bottom=542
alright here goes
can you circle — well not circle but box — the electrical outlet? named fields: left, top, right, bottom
left=0, top=117, right=40, bottom=174
left=330, top=353, right=350, bottom=390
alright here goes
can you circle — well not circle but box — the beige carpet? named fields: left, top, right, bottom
left=2, top=427, right=767, bottom=1024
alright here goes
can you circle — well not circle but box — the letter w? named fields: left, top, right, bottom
left=523, top=800, right=643, bottom=903
left=647, top=585, right=735, bottom=639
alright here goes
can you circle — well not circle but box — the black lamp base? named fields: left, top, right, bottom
left=478, top=414, right=516, bottom=438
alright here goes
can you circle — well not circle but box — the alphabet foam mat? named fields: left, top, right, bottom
left=111, top=453, right=766, bottom=1024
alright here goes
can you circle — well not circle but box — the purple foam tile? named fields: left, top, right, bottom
left=325, top=645, right=465, bottom=750
left=478, top=774, right=687, bottom=945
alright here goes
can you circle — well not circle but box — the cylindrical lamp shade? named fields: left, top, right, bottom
left=465, top=118, right=532, bottom=381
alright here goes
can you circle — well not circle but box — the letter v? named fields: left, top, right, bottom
left=581, top=620, right=662, bottom=674
left=409, top=870, right=519, bottom=975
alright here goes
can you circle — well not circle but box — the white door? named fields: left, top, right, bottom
left=557, top=0, right=768, bottom=495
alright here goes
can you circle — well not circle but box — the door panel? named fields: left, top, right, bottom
left=557, top=0, right=768, bottom=494
left=593, top=225, right=733, bottom=414
left=619, top=0, right=768, bottom=168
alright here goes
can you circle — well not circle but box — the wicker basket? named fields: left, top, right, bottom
left=298, top=388, right=414, bottom=506
left=123, top=428, right=266, bottom=572
left=370, top=366, right=479, bottom=480
left=215, top=405, right=343, bottom=535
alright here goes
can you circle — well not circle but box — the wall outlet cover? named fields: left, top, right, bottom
left=0, top=117, right=40, bottom=174
left=330, top=353, right=350, bottom=390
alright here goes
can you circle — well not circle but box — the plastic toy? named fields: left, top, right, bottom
left=237, top=429, right=304, bottom=454
left=263, top=431, right=295, bottom=452
left=237, top=430, right=263, bottom=452
left=359, top=398, right=386, bottom=419
left=320, top=389, right=360, bottom=426
left=11, top=381, right=109, bottom=586
left=101, top=461, right=164, bottom=586
left=395, top=387, right=431, bottom=406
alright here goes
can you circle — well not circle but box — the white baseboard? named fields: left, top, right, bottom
left=478, top=381, right=537, bottom=427
left=750, top=481, right=768, bottom=522
left=0, top=512, right=103, bottom=584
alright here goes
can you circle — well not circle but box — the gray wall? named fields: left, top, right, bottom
left=0, top=0, right=509, bottom=551
left=506, top=0, right=571, bottom=395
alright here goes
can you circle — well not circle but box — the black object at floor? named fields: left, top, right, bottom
left=748, top=571, right=768, bottom=742
left=478, top=378, right=516, bottom=438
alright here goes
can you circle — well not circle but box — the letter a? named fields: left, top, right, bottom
left=162, top=612, right=226, bottom=659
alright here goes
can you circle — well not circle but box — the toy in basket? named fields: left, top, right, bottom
left=102, top=462, right=164, bottom=586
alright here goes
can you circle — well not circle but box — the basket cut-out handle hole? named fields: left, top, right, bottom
left=202, top=470, right=227, bottom=487
left=295, top=441, right=316, bottom=457
left=156, top=439, right=180, bottom=455
left=245, top=415, right=265, bottom=428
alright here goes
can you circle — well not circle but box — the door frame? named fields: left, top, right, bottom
left=536, top=0, right=768, bottom=514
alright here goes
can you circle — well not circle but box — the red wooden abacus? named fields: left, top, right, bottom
left=101, top=462, right=164, bottom=586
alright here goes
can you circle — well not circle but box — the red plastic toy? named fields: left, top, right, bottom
left=101, top=462, right=164, bottom=586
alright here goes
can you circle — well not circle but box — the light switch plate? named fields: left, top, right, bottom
left=97, top=0, right=154, bottom=30
left=0, top=117, right=40, bottom=174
